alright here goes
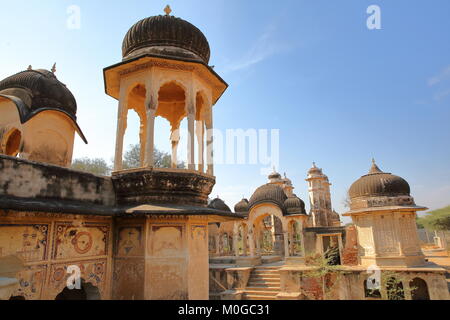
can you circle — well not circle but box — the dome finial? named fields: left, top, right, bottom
left=369, top=158, right=383, bottom=174
left=51, top=63, right=56, bottom=74
left=164, top=5, right=172, bottom=15
left=312, top=162, right=317, bottom=168
left=27, top=65, right=32, bottom=71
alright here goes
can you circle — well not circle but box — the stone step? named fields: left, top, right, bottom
left=249, top=278, right=280, bottom=282
left=248, top=282, right=280, bottom=287
left=244, top=290, right=279, bottom=297
left=244, top=294, right=277, bottom=300
left=250, top=274, right=280, bottom=280
left=246, top=286, right=280, bottom=292
left=252, top=271, right=280, bottom=277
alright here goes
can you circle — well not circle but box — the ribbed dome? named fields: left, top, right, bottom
left=268, top=171, right=281, bottom=180
left=248, top=184, right=287, bottom=210
left=208, top=197, right=231, bottom=212
left=122, top=14, right=211, bottom=63
left=0, top=69, right=77, bottom=117
left=234, top=198, right=249, bottom=213
left=284, top=195, right=306, bottom=215
left=349, top=161, right=410, bottom=199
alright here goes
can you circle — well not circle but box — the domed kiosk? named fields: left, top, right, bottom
left=344, top=160, right=427, bottom=267
left=103, top=7, right=238, bottom=300
left=0, top=67, right=87, bottom=167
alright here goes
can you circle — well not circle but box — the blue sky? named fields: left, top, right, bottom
left=1, top=0, right=449, bottom=222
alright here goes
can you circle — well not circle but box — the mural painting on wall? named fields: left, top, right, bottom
left=150, top=226, right=183, bottom=257
left=112, top=259, right=145, bottom=300
left=191, top=225, right=207, bottom=254
left=117, top=226, right=144, bottom=256
left=52, top=222, right=109, bottom=259
left=49, top=260, right=107, bottom=299
left=148, top=262, right=187, bottom=300
left=12, top=265, right=47, bottom=300
left=0, top=224, right=49, bottom=262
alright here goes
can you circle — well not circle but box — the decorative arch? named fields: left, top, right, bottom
left=410, top=277, right=430, bottom=300
left=385, top=276, right=405, bottom=300
left=1, top=127, right=22, bottom=157
left=247, top=203, right=287, bottom=233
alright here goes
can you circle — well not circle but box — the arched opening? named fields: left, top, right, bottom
left=122, top=83, right=146, bottom=168
left=122, top=109, right=141, bottom=168
left=256, top=214, right=284, bottom=257
left=2, top=128, right=22, bottom=157
left=55, top=278, right=101, bottom=300
left=195, top=91, right=207, bottom=172
left=410, top=277, right=430, bottom=300
left=290, top=221, right=303, bottom=256
left=386, top=277, right=405, bottom=300
left=157, top=81, right=187, bottom=168
left=322, top=235, right=341, bottom=266
left=221, top=233, right=232, bottom=255
left=364, top=279, right=381, bottom=299
left=237, top=224, right=245, bottom=256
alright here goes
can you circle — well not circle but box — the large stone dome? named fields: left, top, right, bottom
left=208, top=197, right=231, bottom=212
left=349, top=161, right=410, bottom=199
left=234, top=198, right=249, bottom=213
left=284, top=195, right=306, bottom=215
left=0, top=69, right=77, bottom=118
left=122, top=13, right=211, bottom=64
left=248, top=184, right=287, bottom=210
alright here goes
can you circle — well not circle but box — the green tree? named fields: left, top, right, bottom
left=417, top=205, right=450, bottom=231
left=302, top=249, right=342, bottom=300
left=123, top=144, right=185, bottom=169
left=71, top=157, right=111, bottom=176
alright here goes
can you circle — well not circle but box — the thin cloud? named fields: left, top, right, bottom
left=428, top=65, right=450, bottom=86
left=433, top=88, right=450, bottom=102
left=222, top=23, right=291, bottom=74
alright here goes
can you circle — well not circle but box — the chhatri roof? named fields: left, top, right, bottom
left=0, top=67, right=87, bottom=143
left=208, top=197, right=232, bottom=212
left=348, top=159, right=410, bottom=199
left=122, top=6, right=210, bottom=64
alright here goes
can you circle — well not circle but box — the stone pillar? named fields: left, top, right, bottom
left=255, top=231, right=261, bottom=256
left=170, top=125, right=180, bottom=168
left=187, top=90, right=196, bottom=171
left=205, top=111, right=214, bottom=175
left=242, top=228, right=248, bottom=256
left=114, top=85, right=128, bottom=171
left=284, top=232, right=290, bottom=257
left=233, top=232, right=239, bottom=257
left=249, top=228, right=256, bottom=257
left=300, top=232, right=306, bottom=257
left=215, top=235, right=220, bottom=256
left=196, top=120, right=205, bottom=172
left=139, top=116, right=147, bottom=167
left=143, top=85, right=157, bottom=167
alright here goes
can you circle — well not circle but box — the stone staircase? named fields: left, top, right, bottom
left=243, top=266, right=281, bottom=300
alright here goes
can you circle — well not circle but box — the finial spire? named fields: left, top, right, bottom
left=164, top=5, right=172, bottom=15
left=27, top=65, right=32, bottom=71
left=369, top=158, right=383, bottom=174
left=312, top=162, right=316, bottom=168
left=51, top=63, right=56, bottom=73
